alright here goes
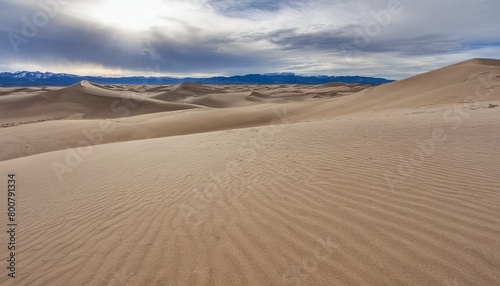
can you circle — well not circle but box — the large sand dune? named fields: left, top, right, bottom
left=0, top=81, right=203, bottom=125
left=0, top=59, right=499, bottom=285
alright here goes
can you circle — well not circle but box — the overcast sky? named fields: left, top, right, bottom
left=0, top=0, right=499, bottom=79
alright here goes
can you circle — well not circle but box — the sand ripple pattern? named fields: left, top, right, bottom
left=1, top=109, right=500, bottom=286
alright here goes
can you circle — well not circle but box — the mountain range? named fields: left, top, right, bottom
left=0, top=71, right=393, bottom=87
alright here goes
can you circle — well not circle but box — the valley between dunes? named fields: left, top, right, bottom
left=0, top=59, right=499, bottom=285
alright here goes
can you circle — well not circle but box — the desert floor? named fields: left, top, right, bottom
left=0, top=59, right=499, bottom=285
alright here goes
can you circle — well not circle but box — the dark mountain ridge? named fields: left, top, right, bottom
left=0, top=71, right=393, bottom=87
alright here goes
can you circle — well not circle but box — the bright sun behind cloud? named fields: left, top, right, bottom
left=87, top=0, right=169, bottom=30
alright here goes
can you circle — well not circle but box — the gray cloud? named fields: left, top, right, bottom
left=207, top=0, right=309, bottom=15
left=0, top=0, right=499, bottom=79
left=253, top=28, right=354, bottom=51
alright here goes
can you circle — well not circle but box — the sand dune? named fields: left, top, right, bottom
left=0, top=80, right=373, bottom=161
left=1, top=110, right=499, bottom=286
left=1, top=59, right=500, bottom=160
left=340, top=58, right=500, bottom=109
left=292, top=59, right=500, bottom=119
left=0, top=59, right=499, bottom=285
left=0, top=81, right=202, bottom=125
left=151, top=82, right=228, bottom=101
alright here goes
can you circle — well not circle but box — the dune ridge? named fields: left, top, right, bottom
left=0, top=81, right=203, bottom=125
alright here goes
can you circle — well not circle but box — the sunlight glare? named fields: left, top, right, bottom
left=89, top=0, right=168, bottom=30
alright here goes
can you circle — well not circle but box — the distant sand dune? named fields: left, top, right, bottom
left=1, top=59, right=500, bottom=161
left=0, top=59, right=499, bottom=285
left=151, top=82, right=227, bottom=101
left=0, top=81, right=203, bottom=125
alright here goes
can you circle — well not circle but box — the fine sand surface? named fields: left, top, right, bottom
left=0, top=59, right=499, bottom=285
